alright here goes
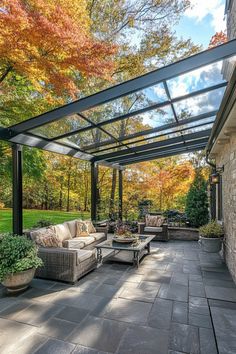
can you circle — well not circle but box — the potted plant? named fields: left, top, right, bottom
left=199, top=221, right=224, bottom=253
left=0, top=233, right=43, bottom=293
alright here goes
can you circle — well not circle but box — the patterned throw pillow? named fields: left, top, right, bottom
left=76, top=221, right=89, bottom=237
left=35, top=228, right=62, bottom=247
left=83, top=220, right=96, bottom=234
left=146, top=215, right=165, bottom=227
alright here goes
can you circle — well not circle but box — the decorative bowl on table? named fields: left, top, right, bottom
left=112, top=224, right=138, bottom=243
left=112, top=235, right=137, bottom=243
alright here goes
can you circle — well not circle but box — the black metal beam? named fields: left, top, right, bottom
left=118, top=170, right=123, bottom=221
left=4, top=40, right=235, bottom=135
left=120, top=143, right=207, bottom=165
left=91, top=162, right=98, bottom=222
left=108, top=138, right=209, bottom=164
left=94, top=129, right=212, bottom=162
left=12, top=144, right=23, bottom=235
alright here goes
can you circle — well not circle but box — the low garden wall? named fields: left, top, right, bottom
left=168, top=227, right=199, bottom=241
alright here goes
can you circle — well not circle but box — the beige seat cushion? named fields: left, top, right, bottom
left=52, top=223, right=72, bottom=243
left=89, top=232, right=105, bottom=241
left=63, top=238, right=86, bottom=249
left=75, top=249, right=96, bottom=263
left=65, top=220, right=81, bottom=238
left=76, top=236, right=96, bottom=246
left=144, top=226, right=163, bottom=233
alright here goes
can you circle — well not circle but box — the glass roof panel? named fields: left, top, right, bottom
left=29, top=114, right=90, bottom=139
left=81, top=82, right=168, bottom=124
left=101, top=105, right=175, bottom=139
left=56, top=128, right=112, bottom=151
left=181, top=123, right=213, bottom=135
left=174, top=86, right=226, bottom=120
left=108, top=116, right=215, bottom=150
left=167, top=60, right=226, bottom=98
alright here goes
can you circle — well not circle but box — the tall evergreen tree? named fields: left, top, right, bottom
left=185, top=171, right=209, bottom=227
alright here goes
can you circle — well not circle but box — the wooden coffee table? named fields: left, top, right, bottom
left=95, top=234, right=155, bottom=268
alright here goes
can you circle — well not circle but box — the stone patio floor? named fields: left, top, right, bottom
left=1, top=240, right=236, bottom=354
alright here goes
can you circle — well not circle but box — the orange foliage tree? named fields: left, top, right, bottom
left=209, top=31, right=227, bottom=48
left=0, top=0, right=116, bottom=97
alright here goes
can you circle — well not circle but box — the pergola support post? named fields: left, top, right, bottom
left=12, top=144, right=23, bottom=235
left=91, top=162, right=98, bottom=222
left=118, top=170, right=123, bottom=221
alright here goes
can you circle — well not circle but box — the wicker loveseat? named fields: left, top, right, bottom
left=138, top=213, right=169, bottom=241
left=28, top=220, right=107, bottom=283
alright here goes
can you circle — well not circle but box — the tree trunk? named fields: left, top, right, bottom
left=59, top=181, right=63, bottom=210
left=45, top=182, right=49, bottom=210
left=84, top=172, right=89, bottom=211
left=0, top=66, right=12, bottom=83
left=109, top=169, right=117, bottom=219
left=66, top=159, right=72, bottom=212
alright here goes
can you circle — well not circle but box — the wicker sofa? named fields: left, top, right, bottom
left=28, top=220, right=107, bottom=283
left=138, top=213, right=169, bottom=241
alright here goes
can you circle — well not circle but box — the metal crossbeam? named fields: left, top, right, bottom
left=83, top=111, right=217, bottom=152
left=120, top=145, right=206, bottom=165
left=93, top=129, right=212, bottom=162
left=103, top=137, right=209, bottom=164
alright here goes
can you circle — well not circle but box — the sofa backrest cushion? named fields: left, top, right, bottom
left=30, top=227, right=47, bottom=242
left=65, top=219, right=81, bottom=238
left=52, top=223, right=72, bottom=242
left=35, top=228, right=63, bottom=247
left=145, top=214, right=165, bottom=227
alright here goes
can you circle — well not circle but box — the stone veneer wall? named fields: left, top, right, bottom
left=227, top=0, right=236, bottom=39
left=216, top=133, right=236, bottom=282
left=168, top=227, right=199, bottom=241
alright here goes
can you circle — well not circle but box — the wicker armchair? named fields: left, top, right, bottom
left=138, top=213, right=169, bottom=241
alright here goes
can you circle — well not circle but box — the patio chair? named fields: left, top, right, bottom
left=138, top=213, right=169, bottom=241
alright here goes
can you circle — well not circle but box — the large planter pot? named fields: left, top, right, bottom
left=2, top=268, right=35, bottom=293
left=198, top=236, right=223, bottom=253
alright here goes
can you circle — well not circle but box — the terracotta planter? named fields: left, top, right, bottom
left=198, top=236, right=223, bottom=253
left=2, top=268, right=35, bottom=293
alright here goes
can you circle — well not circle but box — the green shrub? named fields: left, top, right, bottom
left=0, top=233, right=43, bottom=282
left=32, top=219, right=54, bottom=228
left=199, top=220, right=224, bottom=238
left=185, top=171, right=209, bottom=227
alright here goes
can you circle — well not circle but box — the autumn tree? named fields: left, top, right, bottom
left=0, top=0, right=116, bottom=100
left=209, top=31, right=227, bottom=48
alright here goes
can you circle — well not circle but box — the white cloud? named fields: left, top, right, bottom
left=185, top=0, right=226, bottom=32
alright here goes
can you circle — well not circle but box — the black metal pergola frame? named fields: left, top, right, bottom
left=0, top=40, right=235, bottom=234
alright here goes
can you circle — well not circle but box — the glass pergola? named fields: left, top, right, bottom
left=0, top=39, right=235, bottom=233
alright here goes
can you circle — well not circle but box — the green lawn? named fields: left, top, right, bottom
left=0, top=209, right=90, bottom=233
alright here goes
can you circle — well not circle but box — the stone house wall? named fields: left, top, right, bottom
left=216, top=133, right=236, bottom=282
left=226, top=0, right=236, bottom=39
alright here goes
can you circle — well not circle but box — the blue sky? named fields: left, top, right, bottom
left=174, top=0, right=226, bottom=48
